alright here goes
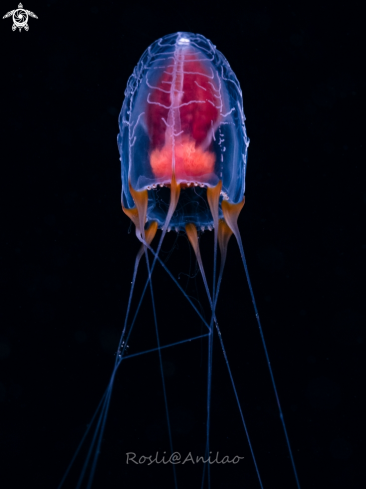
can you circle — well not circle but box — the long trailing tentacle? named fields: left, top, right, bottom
left=188, top=183, right=226, bottom=489
left=122, top=174, right=181, bottom=340
left=185, top=190, right=264, bottom=489
left=76, top=220, right=161, bottom=489
left=122, top=183, right=268, bottom=489
left=185, top=222, right=214, bottom=489
left=134, top=218, right=264, bottom=489
left=123, top=175, right=181, bottom=488
left=222, top=197, right=301, bottom=489
left=61, top=180, right=182, bottom=489
left=207, top=180, right=222, bottom=300
left=142, top=231, right=178, bottom=489
left=206, top=183, right=222, bottom=483
left=64, top=192, right=154, bottom=489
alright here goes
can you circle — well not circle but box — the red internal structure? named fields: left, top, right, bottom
left=146, top=49, right=221, bottom=181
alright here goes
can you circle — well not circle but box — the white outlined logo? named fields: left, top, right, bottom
left=3, top=3, right=38, bottom=31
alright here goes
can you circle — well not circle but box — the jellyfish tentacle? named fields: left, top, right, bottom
left=185, top=223, right=207, bottom=293
left=215, top=219, right=233, bottom=302
left=135, top=237, right=211, bottom=330
left=185, top=222, right=215, bottom=488
left=221, top=196, right=245, bottom=242
left=185, top=223, right=200, bottom=262
left=217, top=219, right=232, bottom=271
left=127, top=181, right=148, bottom=241
left=121, top=204, right=140, bottom=239
left=206, top=180, right=222, bottom=234
left=185, top=224, right=212, bottom=323
left=121, top=172, right=181, bottom=346
left=135, top=220, right=158, bottom=268
left=207, top=179, right=222, bottom=308
left=174, top=221, right=264, bottom=489
left=222, top=196, right=302, bottom=489
left=163, top=173, right=181, bottom=232
left=204, top=181, right=223, bottom=488
left=141, top=230, right=178, bottom=489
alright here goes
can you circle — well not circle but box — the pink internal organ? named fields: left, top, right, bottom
left=146, top=50, right=220, bottom=181
left=150, top=137, right=216, bottom=178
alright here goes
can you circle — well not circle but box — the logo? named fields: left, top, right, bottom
left=3, top=3, right=38, bottom=31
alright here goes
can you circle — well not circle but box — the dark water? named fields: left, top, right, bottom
left=1, top=2, right=364, bottom=488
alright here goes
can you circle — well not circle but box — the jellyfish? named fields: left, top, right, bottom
left=117, top=32, right=249, bottom=487
left=58, top=32, right=301, bottom=489
left=116, top=31, right=301, bottom=489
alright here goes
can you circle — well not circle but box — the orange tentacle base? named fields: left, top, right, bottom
left=221, top=197, right=245, bottom=243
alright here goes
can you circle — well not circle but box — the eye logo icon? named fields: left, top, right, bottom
left=3, top=3, right=38, bottom=31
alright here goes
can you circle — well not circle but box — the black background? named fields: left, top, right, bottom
left=0, top=1, right=364, bottom=488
